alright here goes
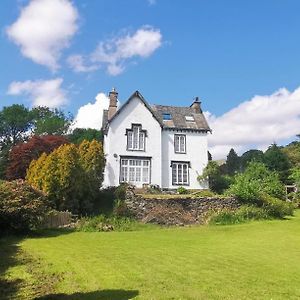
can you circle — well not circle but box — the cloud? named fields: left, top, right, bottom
left=68, top=26, right=162, bottom=75
left=6, top=0, right=78, bottom=71
left=7, top=78, right=67, bottom=108
left=72, top=92, right=110, bottom=130
left=207, top=86, right=300, bottom=159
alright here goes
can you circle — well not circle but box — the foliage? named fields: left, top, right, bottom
left=113, top=199, right=131, bottom=217
left=289, top=167, right=300, bottom=189
left=282, top=141, right=300, bottom=167
left=68, top=128, right=102, bottom=144
left=261, top=194, right=294, bottom=218
left=208, top=205, right=270, bottom=225
left=225, top=148, right=240, bottom=175
left=192, top=189, right=216, bottom=198
left=0, top=104, right=33, bottom=146
left=114, top=183, right=129, bottom=200
left=227, top=161, right=286, bottom=202
left=240, top=149, right=264, bottom=171
left=198, top=161, right=232, bottom=194
left=264, top=143, right=291, bottom=183
left=76, top=215, right=156, bottom=232
left=31, top=106, right=72, bottom=136
left=6, top=135, right=69, bottom=180
left=0, top=180, right=49, bottom=233
left=177, top=186, right=188, bottom=194
left=0, top=146, right=10, bottom=180
left=26, top=140, right=105, bottom=215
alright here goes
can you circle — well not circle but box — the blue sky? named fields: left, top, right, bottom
left=1, top=0, right=300, bottom=158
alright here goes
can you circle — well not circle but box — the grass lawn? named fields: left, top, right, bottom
left=2, top=211, right=300, bottom=299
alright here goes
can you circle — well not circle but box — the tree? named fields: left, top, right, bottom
left=282, top=141, right=300, bottom=168
left=240, top=149, right=264, bottom=171
left=264, top=143, right=291, bottom=183
left=31, top=106, right=72, bottom=136
left=6, top=135, right=69, bottom=180
left=26, top=140, right=105, bottom=215
left=225, top=148, right=240, bottom=175
left=68, top=128, right=102, bottom=145
left=0, top=104, right=33, bottom=145
left=198, top=161, right=232, bottom=194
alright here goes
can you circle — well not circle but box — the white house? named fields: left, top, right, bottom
left=102, top=89, right=211, bottom=189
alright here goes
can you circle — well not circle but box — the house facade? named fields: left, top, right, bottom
left=102, top=89, right=211, bottom=189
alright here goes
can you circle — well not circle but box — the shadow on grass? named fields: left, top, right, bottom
left=0, top=236, right=23, bottom=300
left=35, top=289, right=139, bottom=300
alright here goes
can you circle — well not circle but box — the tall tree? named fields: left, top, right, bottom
left=264, top=143, right=291, bottom=183
left=225, top=148, right=240, bottom=175
left=31, top=106, right=72, bottom=136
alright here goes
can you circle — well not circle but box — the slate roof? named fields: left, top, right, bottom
left=102, top=91, right=211, bottom=133
left=151, top=104, right=211, bottom=131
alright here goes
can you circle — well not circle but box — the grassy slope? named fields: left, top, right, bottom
left=3, top=212, right=300, bottom=299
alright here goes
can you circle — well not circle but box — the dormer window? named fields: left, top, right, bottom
left=163, top=113, right=172, bottom=120
left=126, top=124, right=146, bottom=151
left=185, top=115, right=194, bottom=122
left=174, top=134, right=186, bottom=153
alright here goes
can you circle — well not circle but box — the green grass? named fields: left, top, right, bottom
left=2, top=212, right=300, bottom=299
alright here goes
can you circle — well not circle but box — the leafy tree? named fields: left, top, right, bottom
left=240, top=149, right=264, bottom=171
left=0, top=104, right=33, bottom=145
left=68, top=128, right=102, bottom=145
left=264, top=143, right=291, bottom=183
left=6, top=135, right=69, bottom=180
left=31, top=106, right=72, bottom=135
left=198, top=161, right=232, bottom=194
left=289, top=167, right=300, bottom=189
left=26, top=140, right=105, bottom=215
left=225, top=148, right=240, bottom=175
left=282, top=141, right=300, bottom=167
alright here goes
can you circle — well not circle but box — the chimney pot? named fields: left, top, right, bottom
left=190, top=97, right=202, bottom=113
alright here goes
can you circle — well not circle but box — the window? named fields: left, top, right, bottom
left=185, top=115, right=194, bottom=122
left=171, top=162, right=189, bottom=185
left=127, top=125, right=146, bottom=151
left=163, top=113, right=172, bottom=120
left=174, top=134, right=186, bottom=153
left=120, top=158, right=150, bottom=184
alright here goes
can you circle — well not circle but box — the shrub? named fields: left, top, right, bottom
left=113, top=199, right=131, bottom=217
left=261, top=194, right=294, bottom=218
left=192, top=190, right=216, bottom=198
left=0, top=180, right=49, bottom=233
left=227, top=161, right=286, bottom=203
left=114, top=183, right=129, bottom=200
left=177, top=186, right=188, bottom=194
left=26, top=140, right=105, bottom=215
left=209, top=205, right=270, bottom=225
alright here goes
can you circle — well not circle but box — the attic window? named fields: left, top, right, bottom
left=163, top=113, right=172, bottom=120
left=185, top=116, right=194, bottom=122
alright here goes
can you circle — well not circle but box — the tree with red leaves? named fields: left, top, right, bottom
left=6, top=135, right=69, bottom=180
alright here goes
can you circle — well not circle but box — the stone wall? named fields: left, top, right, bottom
left=125, top=189, right=240, bottom=226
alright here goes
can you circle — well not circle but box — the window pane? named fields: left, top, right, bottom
left=180, top=136, right=185, bottom=152
left=178, top=164, right=183, bottom=183
left=129, top=167, right=135, bottom=181
left=183, top=164, right=188, bottom=183
left=136, top=168, right=141, bottom=182
left=172, top=164, right=177, bottom=184
left=174, top=136, right=179, bottom=152
left=127, top=132, right=133, bottom=149
left=139, top=132, right=144, bottom=150
left=142, top=167, right=149, bottom=182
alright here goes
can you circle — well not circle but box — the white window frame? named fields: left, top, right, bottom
left=127, top=125, right=145, bottom=151
left=174, top=134, right=186, bottom=153
left=120, top=158, right=150, bottom=184
left=172, top=162, right=189, bottom=185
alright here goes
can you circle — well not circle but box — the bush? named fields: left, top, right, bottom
left=113, top=199, right=131, bottom=217
left=114, top=183, right=129, bottom=200
left=0, top=180, right=49, bottom=233
left=261, top=194, right=294, bottom=218
left=209, top=205, right=270, bottom=225
left=76, top=215, right=157, bottom=232
left=177, top=186, right=188, bottom=194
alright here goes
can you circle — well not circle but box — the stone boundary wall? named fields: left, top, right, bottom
left=125, top=189, right=240, bottom=226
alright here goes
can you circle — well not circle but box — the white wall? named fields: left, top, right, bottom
left=103, top=96, right=162, bottom=187
left=161, top=130, right=209, bottom=189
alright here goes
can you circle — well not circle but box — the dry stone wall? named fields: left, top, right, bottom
left=125, top=189, right=240, bottom=226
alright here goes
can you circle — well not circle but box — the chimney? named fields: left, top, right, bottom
left=108, top=87, right=118, bottom=120
left=190, top=97, right=202, bottom=113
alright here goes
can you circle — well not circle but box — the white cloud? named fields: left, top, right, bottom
left=6, top=0, right=78, bottom=71
left=72, top=92, right=110, bottom=130
left=7, top=78, right=67, bottom=108
left=68, top=26, right=163, bottom=75
left=207, top=86, right=300, bottom=159
left=67, top=55, right=99, bottom=73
